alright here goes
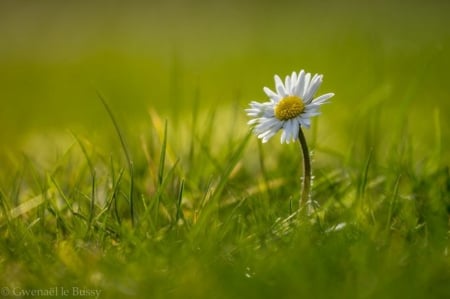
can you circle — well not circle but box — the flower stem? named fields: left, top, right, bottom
left=298, top=126, right=311, bottom=208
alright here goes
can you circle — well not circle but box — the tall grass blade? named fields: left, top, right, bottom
left=0, top=187, right=12, bottom=222
left=193, top=132, right=252, bottom=234
left=158, top=120, right=168, bottom=186
left=71, top=132, right=96, bottom=232
left=154, top=120, right=168, bottom=226
left=176, top=179, right=185, bottom=223
left=386, top=174, right=401, bottom=232
left=97, top=91, right=135, bottom=226
left=358, top=147, right=373, bottom=204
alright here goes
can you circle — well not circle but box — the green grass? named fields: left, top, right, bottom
left=1, top=1, right=449, bottom=298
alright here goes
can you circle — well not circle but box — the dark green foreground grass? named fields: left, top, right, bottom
left=0, top=104, right=449, bottom=299
left=1, top=1, right=450, bottom=298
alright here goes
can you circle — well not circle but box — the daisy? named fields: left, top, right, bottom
left=246, top=70, right=334, bottom=209
left=246, top=70, right=334, bottom=144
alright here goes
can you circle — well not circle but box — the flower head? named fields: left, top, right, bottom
left=246, top=70, right=334, bottom=143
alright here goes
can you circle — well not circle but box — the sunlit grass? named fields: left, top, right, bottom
left=0, top=1, right=449, bottom=298
left=1, top=99, right=448, bottom=298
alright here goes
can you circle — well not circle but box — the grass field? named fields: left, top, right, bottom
left=0, top=1, right=449, bottom=298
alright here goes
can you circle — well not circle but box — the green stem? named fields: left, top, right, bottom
left=298, top=126, right=311, bottom=208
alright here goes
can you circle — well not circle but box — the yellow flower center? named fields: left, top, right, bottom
left=274, top=96, right=305, bottom=121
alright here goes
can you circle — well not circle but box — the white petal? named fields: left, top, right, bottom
left=263, top=87, right=281, bottom=102
left=291, top=122, right=299, bottom=142
left=299, top=117, right=311, bottom=128
left=245, top=107, right=261, bottom=113
left=281, top=121, right=291, bottom=144
left=280, top=128, right=287, bottom=144
left=258, top=130, right=272, bottom=141
left=304, top=75, right=323, bottom=103
left=274, top=75, right=287, bottom=97
left=263, top=110, right=275, bottom=118
left=259, top=129, right=277, bottom=143
left=284, top=120, right=295, bottom=144
left=294, top=70, right=305, bottom=97
left=304, top=103, right=320, bottom=110
left=302, top=73, right=311, bottom=98
left=302, top=111, right=321, bottom=118
left=245, top=109, right=262, bottom=116
left=256, top=118, right=280, bottom=132
left=246, top=108, right=265, bottom=117
left=258, top=129, right=273, bottom=139
left=261, top=119, right=282, bottom=133
left=289, top=72, right=297, bottom=94
left=303, top=105, right=321, bottom=117
left=312, top=93, right=334, bottom=104
left=284, top=75, right=291, bottom=94
left=262, top=131, right=276, bottom=143
left=247, top=101, right=276, bottom=118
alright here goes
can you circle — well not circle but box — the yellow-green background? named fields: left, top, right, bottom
left=1, top=0, right=449, bottom=160
left=1, top=1, right=450, bottom=298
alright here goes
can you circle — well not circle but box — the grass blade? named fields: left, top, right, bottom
left=158, top=120, right=168, bottom=186
left=97, top=90, right=135, bottom=226
left=71, top=132, right=96, bottom=232
left=176, top=179, right=185, bottom=223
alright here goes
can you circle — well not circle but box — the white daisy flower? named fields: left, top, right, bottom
left=246, top=70, right=334, bottom=144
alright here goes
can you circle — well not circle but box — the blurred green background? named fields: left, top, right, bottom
left=1, top=2, right=449, bottom=298
left=0, top=0, right=449, bottom=160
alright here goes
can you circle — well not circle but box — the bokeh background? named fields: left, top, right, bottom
left=1, top=0, right=449, bottom=160
left=1, top=1, right=449, bottom=298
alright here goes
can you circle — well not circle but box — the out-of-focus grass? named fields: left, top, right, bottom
left=1, top=0, right=449, bottom=151
left=0, top=1, right=449, bottom=299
